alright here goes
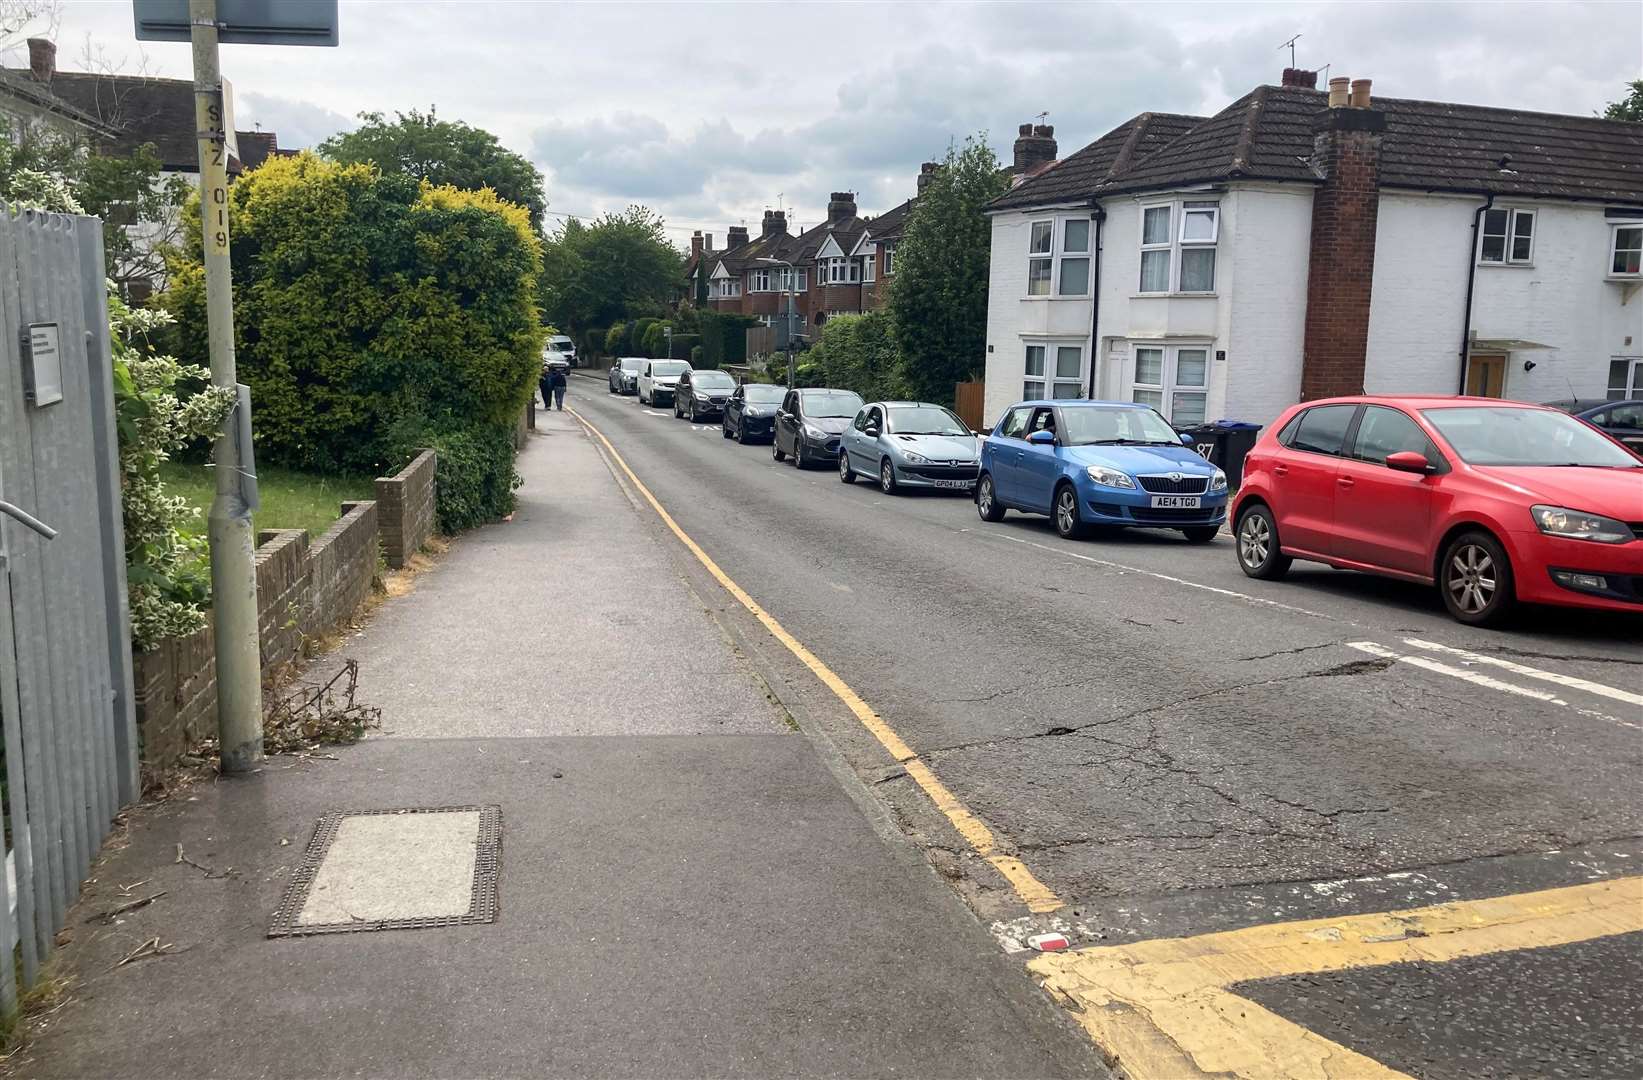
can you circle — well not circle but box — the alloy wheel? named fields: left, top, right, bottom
left=1238, top=513, right=1270, bottom=569
left=879, top=460, right=894, bottom=493
left=1056, top=488, right=1076, bottom=534
left=1446, top=544, right=1497, bottom=614
left=978, top=481, right=993, bottom=516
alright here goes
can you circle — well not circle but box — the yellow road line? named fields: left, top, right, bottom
left=570, top=408, right=1064, bottom=913
left=1030, top=875, right=1643, bottom=1079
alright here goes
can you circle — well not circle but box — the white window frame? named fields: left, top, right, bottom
left=1025, top=215, right=1092, bottom=298
left=1127, top=343, right=1210, bottom=425
left=1610, top=356, right=1642, bottom=399
left=883, top=243, right=896, bottom=275
left=863, top=253, right=876, bottom=282
left=749, top=268, right=772, bottom=292
left=1610, top=223, right=1642, bottom=278
left=824, top=256, right=859, bottom=284
left=1022, top=339, right=1086, bottom=401
left=713, top=278, right=740, bottom=299
left=1139, top=200, right=1219, bottom=294
left=1478, top=207, right=1536, bottom=266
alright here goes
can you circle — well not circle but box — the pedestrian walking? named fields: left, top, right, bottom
left=538, top=366, right=554, bottom=410
left=549, top=366, right=568, bottom=411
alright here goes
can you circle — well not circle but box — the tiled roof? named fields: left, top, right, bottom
left=863, top=197, right=914, bottom=243
left=43, top=71, right=200, bottom=170
left=0, top=68, right=115, bottom=135
left=988, top=112, right=1203, bottom=211
left=992, top=86, right=1643, bottom=210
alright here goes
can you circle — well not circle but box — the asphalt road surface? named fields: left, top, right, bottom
left=566, top=376, right=1643, bottom=1077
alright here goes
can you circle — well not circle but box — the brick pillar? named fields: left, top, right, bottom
left=1299, top=101, right=1385, bottom=400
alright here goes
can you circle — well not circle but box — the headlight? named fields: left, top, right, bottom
left=1531, top=505, right=1632, bottom=544
left=1209, top=468, right=1228, bottom=493
left=803, top=424, right=825, bottom=440
left=1085, top=465, right=1135, bottom=489
left=694, top=392, right=709, bottom=402
left=902, top=451, right=929, bottom=465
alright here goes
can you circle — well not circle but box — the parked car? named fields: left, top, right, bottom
left=637, top=359, right=689, bottom=406
left=772, top=388, right=864, bottom=468
left=838, top=401, right=980, bottom=495
left=546, top=334, right=577, bottom=367
left=674, top=368, right=738, bottom=421
left=1545, top=398, right=1643, bottom=455
left=542, top=346, right=570, bottom=374
left=608, top=356, right=645, bottom=394
left=1233, top=396, right=1643, bottom=625
left=721, top=383, right=786, bottom=443
left=976, top=400, right=1228, bottom=542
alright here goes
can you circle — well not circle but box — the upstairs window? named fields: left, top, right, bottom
left=1027, top=217, right=1092, bottom=297
left=1178, top=201, right=1218, bottom=292
left=863, top=253, right=876, bottom=282
left=883, top=244, right=897, bottom=275
left=1140, top=201, right=1218, bottom=293
left=1027, top=220, right=1053, bottom=295
left=1139, top=206, right=1172, bottom=293
left=1479, top=208, right=1535, bottom=264
left=824, top=256, right=859, bottom=284
left=749, top=268, right=772, bottom=292
left=1611, top=224, right=1642, bottom=276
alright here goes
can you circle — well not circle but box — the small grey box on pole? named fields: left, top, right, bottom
left=190, top=0, right=263, bottom=772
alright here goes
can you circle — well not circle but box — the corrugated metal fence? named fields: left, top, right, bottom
left=0, top=210, right=137, bottom=1010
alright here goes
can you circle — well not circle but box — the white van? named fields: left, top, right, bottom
left=545, top=334, right=577, bottom=368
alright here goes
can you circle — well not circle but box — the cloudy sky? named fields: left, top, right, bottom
left=19, top=1, right=1642, bottom=247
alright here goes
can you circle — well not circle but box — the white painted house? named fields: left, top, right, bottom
left=981, top=70, right=1643, bottom=431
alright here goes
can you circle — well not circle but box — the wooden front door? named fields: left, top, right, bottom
left=1465, top=354, right=1506, bottom=397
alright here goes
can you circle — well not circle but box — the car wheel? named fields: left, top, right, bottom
left=976, top=473, right=1005, bottom=521
left=1182, top=525, right=1220, bottom=545
left=1440, top=530, right=1516, bottom=626
left=839, top=451, right=855, bottom=484
left=772, top=438, right=786, bottom=462
left=1053, top=482, right=1088, bottom=539
left=792, top=441, right=804, bottom=468
left=721, top=419, right=732, bottom=439
left=1235, top=504, right=1291, bottom=580
left=736, top=420, right=749, bottom=445
left=878, top=458, right=899, bottom=495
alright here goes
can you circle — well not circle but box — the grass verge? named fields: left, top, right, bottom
left=159, top=461, right=375, bottom=540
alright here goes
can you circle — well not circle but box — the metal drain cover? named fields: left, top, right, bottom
left=269, top=806, right=501, bottom=936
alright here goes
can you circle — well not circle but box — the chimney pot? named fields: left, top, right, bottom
left=826, top=191, right=857, bottom=223
left=1013, top=121, right=1058, bottom=174
left=1033, top=124, right=1053, bottom=138
left=917, top=162, right=941, bottom=193
left=704, top=232, right=713, bottom=250
left=1018, top=123, right=1033, bottom=136
left=727, top=225, right=749, bottom=249
left=1281, top=67, right=1318, bottom=89
left=26, top=38, right=55, bottom=82
left=1328, top=76, right=1350, bottom=108
left=1349, top=78, right=1372, bottom=108
left=761, top=209, right=787, bottom=237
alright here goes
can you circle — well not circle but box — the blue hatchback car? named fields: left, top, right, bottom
left=976, top=400, right=1228, bottom=541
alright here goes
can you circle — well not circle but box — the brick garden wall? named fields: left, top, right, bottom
left=375, top=450, right=436, bottom=569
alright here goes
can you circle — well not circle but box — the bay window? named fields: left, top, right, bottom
left=1479, top=208, right=1535, bottom=264
left=1611, top=224, right=1641, bottom=276
left=1027, top=217, right=1092, bottom=297
left=824, top=256, right=859, bottom=284
left=1139, top=200, right=1218, bottom=293
left=749, top=268, right=772, bottom=292
left=1130, top=345, right=1208, bottom=425
left=1024, top=342, right=1085, bottom=400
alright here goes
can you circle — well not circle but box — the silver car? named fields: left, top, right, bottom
left=837, top=401, right=981, bottom=495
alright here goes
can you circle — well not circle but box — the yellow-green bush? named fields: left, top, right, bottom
left=165, top=153, right=544, bottom=528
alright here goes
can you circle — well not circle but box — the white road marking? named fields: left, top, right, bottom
left=1403, top=638, right=1643, bottom=708
left=1347, top=642, right=1641, bottom=730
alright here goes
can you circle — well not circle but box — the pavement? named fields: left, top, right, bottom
left=17, top=400, right=1105, bottom=1079
left=560, top=374, right=1643, bottom=1079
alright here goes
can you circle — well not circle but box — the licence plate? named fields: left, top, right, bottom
left=1150, top=495, right=1201, bottom=508
left=934, top=478, right=975, bottom=489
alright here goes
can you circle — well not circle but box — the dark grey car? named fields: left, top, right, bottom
left=772, top=388, right=864, bottom=468
left=674, top=368, right=738, bottom=421
left=722, top=383, right=785, bottom=443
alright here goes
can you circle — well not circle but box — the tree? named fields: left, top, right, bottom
left=321, top=107, right=546, bottom=228
left=802, top=312, right=906, bottom=402
left=538, top=206, right=682, bottom=336
left=888, top=134, right=1008, bottom=405
left=1602, top=80, right=1643, bottom=122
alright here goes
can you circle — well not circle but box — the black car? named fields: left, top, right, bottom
left=772, top=387, right=865, bottom=468
left=673, top=368, right=738, bottom=421
left=721, top=382, right=786, bottom=443
left=1546, top=398, right=1643, bottom=455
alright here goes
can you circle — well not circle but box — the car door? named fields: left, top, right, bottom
left=725, top=385, right=744, bottom=431
left=1015, top=407, right=1063, bottom=513
left=678, top=371, right=694, bottom=414
left=1333, top=405, right=1442, bottom=576
left=987, top=406, right=1031, bottom=504
left=1590, top=403, right=1643, bottom=454
left=777, top=390, right=799, bottom=454
left=852, top=405, right=882, bottom=470
left=640, top=362, right=653, bottom=402
left=1270, top=404, right=1358, bottom=556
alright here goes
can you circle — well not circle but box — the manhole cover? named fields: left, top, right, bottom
left=269, top=806, right=501, bottom=936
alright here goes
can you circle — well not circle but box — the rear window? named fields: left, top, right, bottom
left=1288, top=405, right=1358, bottom=456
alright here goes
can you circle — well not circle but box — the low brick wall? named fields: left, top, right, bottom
left=375, top=450, right=436, bottom=569
left=134, top=502, right=383, bottom=769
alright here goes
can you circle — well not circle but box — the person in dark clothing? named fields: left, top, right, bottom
left=548, top=367, right=568, bottom=410
left=539, top=369, right=554, bottom=410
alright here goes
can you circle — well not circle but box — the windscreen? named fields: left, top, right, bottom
left=743, top=384, right=785, bottom=403
left=692, top=371, right=736, bottom=389
left=620, top=358, right=645, bottom=372
left=651, top=361, right=689, bottom=377
left=801, top=390, right=865, bottom=418
left=1059, top=407, right=1182, bottom=446
left=1421, top=407, right=1640, bottom=467
left=886, top=405, right=970, bottom=435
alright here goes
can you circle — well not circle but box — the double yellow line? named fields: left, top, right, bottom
left=570, top=408, right=1062, bottom=913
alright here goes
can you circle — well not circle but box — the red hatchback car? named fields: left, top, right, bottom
left=1232, top=396, right=1643, bottom=625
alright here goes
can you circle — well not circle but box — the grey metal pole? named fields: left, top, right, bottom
left=785, top=260, right=796, bottom=389
left=191, top=0, right=263, bottom=773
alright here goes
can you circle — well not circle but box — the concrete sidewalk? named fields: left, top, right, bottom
left=20, top=405, right=1103, bottom=1078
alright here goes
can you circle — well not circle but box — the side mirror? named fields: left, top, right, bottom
left=864, top=426, right=881, bottom=438
left=1027, top=430, right=1056, bottom=445
left=1180, top=432, right=1196, bottom=446
left=1386, top=450, right=1432, bottom=474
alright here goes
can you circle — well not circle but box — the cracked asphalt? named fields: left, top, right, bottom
left=572, top=379, right=1643, bottom=1074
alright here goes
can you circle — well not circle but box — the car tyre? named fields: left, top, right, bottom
left=839, top=452, right=855, bottom=484
left=736, top=420, right=749, bottom=445
left=976, top=473, right=1005, bottom=522
left=1053, top=482, right=1088, bottom=540
left=1440, top=530, right=1516, bottom=627
left=879, top=458, right=899, bottom=495
left=792, top=441, right=805, bottom=468
left=721, top=419, right=732, bottom=439
left=772, top=438, right=786, bottom=463
left=1182, top=525, right=1220, bottom=545
left=1235, top=504, right=1291, bottom=580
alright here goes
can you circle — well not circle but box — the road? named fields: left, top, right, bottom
left=568, top=375, right=1643, bottom=1079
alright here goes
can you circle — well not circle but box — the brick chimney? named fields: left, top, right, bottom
left=1299, top=75, right=1386, bottom=401
left=703, top=232, right=713, bottom=251
left=691, top=231, right=703, bottom=258
left=726, top=225, right=749, bottom=249
left=26, top=38, right=55, bottom=82
left=1281, top=67, right=1318, bottom=89
left=826, top=192, right=856, bottom=223
left=1013, top=122, right=1057, bottom=172
left=761, top=209, right=788, bottom=237
left=916, top=161, right=940, bottom=194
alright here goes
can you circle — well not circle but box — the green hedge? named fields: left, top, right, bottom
left=699, top=310, right=757, bottom=368
left=669, top=332, right=700, bottom=360
left=582, top=327, right=607, bottom=361
left=690, top=344, right=703, bottom=366
left=605, top=322, right=629, bottom=355
left=631, top=317, right=660, bottom=357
